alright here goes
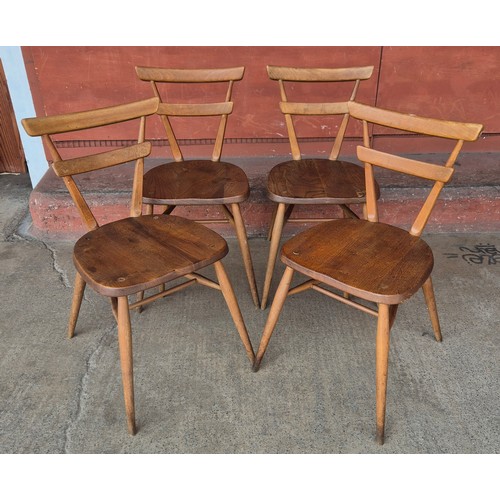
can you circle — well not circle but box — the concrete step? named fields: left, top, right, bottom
left=28, top=153, right=500, bottom=239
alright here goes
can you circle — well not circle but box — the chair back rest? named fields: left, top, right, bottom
left=22, top=97, right=160, bottom=231
left=135, top=66, right=244, bottom=162
left=348, top=101, right=483, bottom=236
left=267, top=65, right=374, bottom=161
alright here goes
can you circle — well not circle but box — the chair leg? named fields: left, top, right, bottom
left=267, top=204, right=278, bottom=241
left=422, top=276, right=442, bottom=342
left=376, top=303, right=391, bottom=445
left=111, top=297, right=118, bottom=323
left=213, top=261, right=255, bottom=365
left=117, top=295, right=136, bottom=435
left=138, top=203, right=154, bottom=310
left=134, top=292, right=144, bottom=314
left=68, top=272, right=86, bottom=339
left=389, top=304, right=399, bottom=329
left=253, top=266, right=294, bottom=372
left=230, top=203, right=260, bottom=308
left=261, top=202, right=287, bottom=310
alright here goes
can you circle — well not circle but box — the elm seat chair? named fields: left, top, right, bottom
left=22, top=97, right=255, bottom=435
left=253, top=101, right=483, bottom=444
left=261, top=65, right=379, bottom=309
left=134, top=66, right=260, bottom=308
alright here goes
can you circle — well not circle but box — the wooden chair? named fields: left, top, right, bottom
left=22, top=97, right=255, bottom=435
left=261, top=65, right=379, bottom=309
left=135, top=66, right=260, bottom=308
left=253, top=101, right=483, bottom=444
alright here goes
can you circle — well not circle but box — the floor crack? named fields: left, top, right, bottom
left=41, top=241, right=71, bottom=288
left=62, top=322, right=117, bottom=453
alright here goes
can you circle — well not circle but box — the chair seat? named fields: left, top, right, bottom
left=281, top=218, right=434, bottom=304
left=267, top=158, right=375, bottom=204
left=73, top=214, right=228, bottom=297
left=143, top=160, right=249, bottom=205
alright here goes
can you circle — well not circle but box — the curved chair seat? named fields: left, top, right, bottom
left=267, top=158, right=371, bottom=204
left=74, top=214, right=228, bottom=297
left=143, top=161, right=250, bottom=206
left=281, top=218, right=434, bottom=305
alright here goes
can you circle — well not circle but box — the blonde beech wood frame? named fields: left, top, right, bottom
left=261, top=65, right=376, bottom=309
left=254, top=101, right=483, bottom=444
left=22, top=97, right=255, bottom=435
left=135, top=66, right=260, bottom=308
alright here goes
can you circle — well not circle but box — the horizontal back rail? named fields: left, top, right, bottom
left=279, top=102, right=349, bottom=116
left=349, top=101, right=483, bottom=141
left=267, top=65, right=374, bottom=82
left=157, top=102, right=233, bottom=117
left=22, top=98, right=159, bottom=136
left=53, top=142, right=152, bottom=177
left=135, top=66, right=245, bottom=83
left=356, top=146, right=454, bottom=183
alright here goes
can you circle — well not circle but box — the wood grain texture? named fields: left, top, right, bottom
left=143, top=160, right=249, bottom=205
left=53, top=143, right=152, bottom=177
left=22, top=97, right=159, bottom=136
left=135, top=66, right=244, bottom=83
left=281, top=218, right=434, bottom=305
left=73, top=214, right=228, bottom=297
left=267, top=65, right=374, bottom=82
left=349, top=101, right=483, bottom=141
left=157, top=102, right=233, bottom=117
left=267, top=158, right=373, bottom=204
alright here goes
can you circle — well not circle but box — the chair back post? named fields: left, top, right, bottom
left=349, top=101, right=483, bottom=236
left=361, top=118, right=379, bottom=223
left=151, top=80, right=184, bottom=162
left=277, top=78, right=301, bottom=160
left=267, top=65, right=374, bottom=162
left=135, top=66, right=245, bottom=163
left=212, top=77, right=236, bottom=162
left=130, top=114, right=148, bottom=217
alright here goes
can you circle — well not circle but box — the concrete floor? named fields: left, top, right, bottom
left=0, top=173, right=499, bottom=455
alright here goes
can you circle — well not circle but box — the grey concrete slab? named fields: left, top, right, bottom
left=0, top=173, right=31, bottom=241
left=0, top=174, right=499, bottom=454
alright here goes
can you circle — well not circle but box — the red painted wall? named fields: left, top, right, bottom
left=22, top=46, right=500, bottom=161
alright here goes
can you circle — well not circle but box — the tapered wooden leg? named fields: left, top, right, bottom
left=376, top=303, right=391, bottom=445
left=68, top=272, right=86, bottom=338
left=261, top=202, right=287, bottom=310
left=253, top=266, right=294, bottom=372
left=267, top=204, right=278, bottom=241
left=111, top=297, right=118, bottom=323
left=230, top=204, right=260, bottom=308
left=135, top=292, right=144, bottom=313
left=214, top=261, right=255, bottom=365
left=117, top=295, right=136, bottom=435
left=389, top=304, right=399, bottom=329
left=135, top=207, right=148, bottom=312
left=422, top=276, right=442, bottom=342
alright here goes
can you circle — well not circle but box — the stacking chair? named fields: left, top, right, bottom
left=135, top=66, right=260, bottom=308
left=22, top=98, right=255, bottom=435
left=253, top=101, right=483, bottom=444
left=261, top=65, right=379, bottom=309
